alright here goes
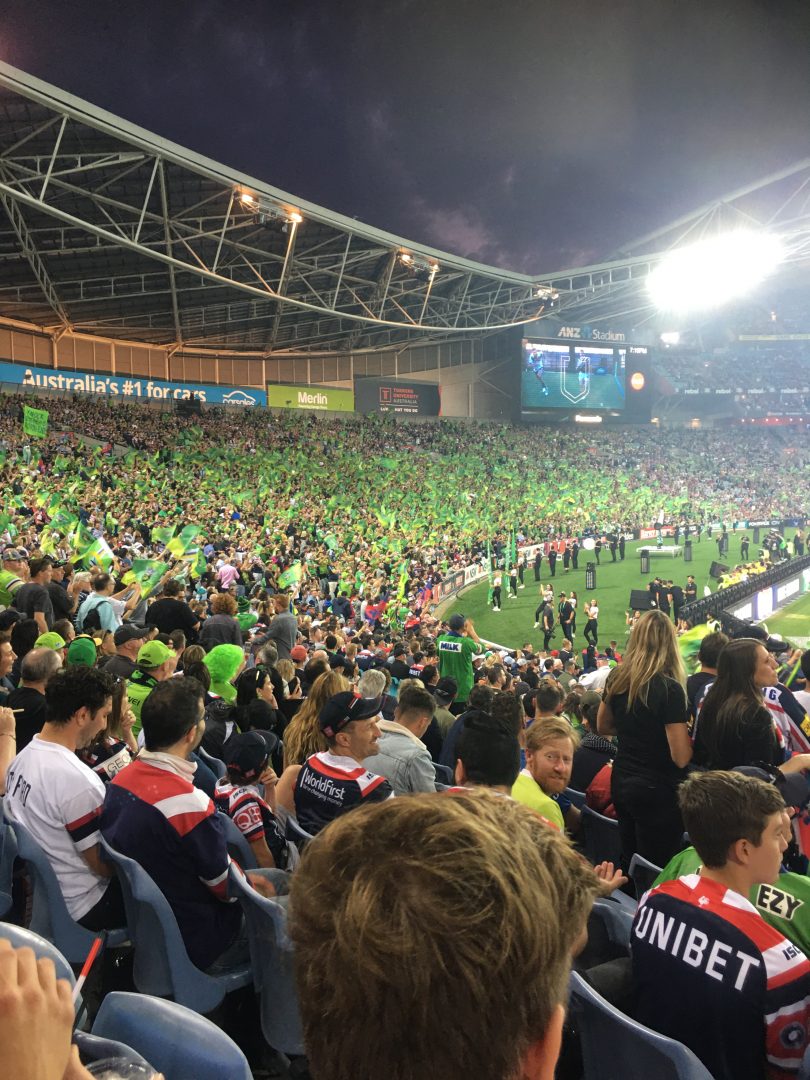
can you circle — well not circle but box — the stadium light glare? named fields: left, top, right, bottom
left=647, top=229, right=785, bottom=313
left=660, top=331, right=680, bottom=346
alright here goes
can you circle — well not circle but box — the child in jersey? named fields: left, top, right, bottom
left=632, top=770, right=810, bottom=1079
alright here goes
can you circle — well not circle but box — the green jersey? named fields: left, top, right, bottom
left=655, top=847, right=810, bottom=956
left=125, top=669, right=159, bottom=735
left=436, top=632, right=482, bottom=704
left=0, top=568, right=23, bottom=608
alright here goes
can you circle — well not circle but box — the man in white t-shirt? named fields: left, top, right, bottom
left=75, top=572, right=141, bottom=634
left=4, top=665, right=125, bottom=930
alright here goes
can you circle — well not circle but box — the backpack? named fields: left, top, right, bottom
left=79, top=597, right=111, bottom=633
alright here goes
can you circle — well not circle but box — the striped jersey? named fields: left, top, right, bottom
left=213, top=778, right=290, bottom=869
left=632, top=873, right=810, bottom=1079
left=293, top=751, right=393, bottom=835
left=5, top=737, right=109, bottom=920
left=101, top=758, right=240, bottom=970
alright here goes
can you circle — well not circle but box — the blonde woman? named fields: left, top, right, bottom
left=283, top=669, right=349, bottom=769
left=597, top=608, right=691, bottom=871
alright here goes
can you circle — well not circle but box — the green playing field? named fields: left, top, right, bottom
left=765, top=591, right=810, bottom=649
left=444, top=530, right=801, bottom=654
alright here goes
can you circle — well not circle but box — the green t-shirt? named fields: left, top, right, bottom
left=654, top=847, right=810, bottom=957
left=511, top=771, right=565, bottom=830
left=436, top=632, right=482, bottom=704
left=0, top=568, right=23, bottom=608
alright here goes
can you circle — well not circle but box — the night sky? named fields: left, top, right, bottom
left=3, top=0, right=810, bottom=274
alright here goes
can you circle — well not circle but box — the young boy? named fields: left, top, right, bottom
left=632, top=770, right=810, bottom=1079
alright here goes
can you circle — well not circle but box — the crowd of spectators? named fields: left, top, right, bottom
left=3, top=390, right=810, bottom=1077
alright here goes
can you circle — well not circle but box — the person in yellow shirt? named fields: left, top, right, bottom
left=512, top=717, right=579, bottom=833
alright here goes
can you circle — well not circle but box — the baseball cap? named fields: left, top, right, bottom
left=579, top=690, right=603, bottom=713
left=434, top=677, right=458, bottom=704
left=223, top=731, right=270, bottom=783
left=319, top=691, right=382, bottom=738
left=114, top=624, right=151, bottom=647
left=448, top=614, right=465, bottom=632
left=137, top=640, right=174, bottom=670
left=290, top=644, right=308, bottom=663
left=2, top=547, right=26, bottom=561
left=67, top=636, right=98, bottom=668
left=34, top=632, right=66, bottom=651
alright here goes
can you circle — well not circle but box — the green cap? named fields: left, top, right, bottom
left=34, top=632, right=66, bottom=651
left=67, top=636, right=97, bottom=668
left=137, top=640, right=174, bottom=670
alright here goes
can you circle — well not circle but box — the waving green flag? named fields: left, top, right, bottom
left=165, top=525, right=200, bottom=559
left=122, top=558, right=166, bottom=599
left=23, top=405, right=49, bottom=439
left=278, top=562, right=303, bottom=589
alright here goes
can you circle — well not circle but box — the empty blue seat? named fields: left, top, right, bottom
left=92, top=991, right=252, bottom=1080
left=565, top=786, right=587, bottom=808
left=569, top=970, right=713, bottom=1079
left=229, top=866, right=304, bottom=1056
left=628, top=852, right=663, bottom=899
left=100, top=836, right=251, bottom=1014
left=286, top=815, right=315, bottom=850
left=6, top=817, right=127, bottom=964
left=581, top=805, right=622, bottom=867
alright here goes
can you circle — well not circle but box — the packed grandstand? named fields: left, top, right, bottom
left=3, top=59, right=810, bottom=1080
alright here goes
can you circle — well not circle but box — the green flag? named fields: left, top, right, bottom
left=165, top=525, right=200, bottom=559
left=23, top=405, right=49, bottom=439
left=278, top=562, right=303, bottom=589
left=123, top=558, right=166, bottom=599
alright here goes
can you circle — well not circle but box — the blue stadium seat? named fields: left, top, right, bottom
left=217, top=811, right=258, bottom=871
left=0, top=922, right=88, bottom=1022
left=73, top=1031, right=152, bottom=1071
left=628, top=853, right=663, bottom=899
left=197, top=745, right=226, bottom=779
left=565, top=786, right=587, bottom=808
left=6, top=817, right=127, bottom=963
left=229, top=866, right=304, bottom=1056
left=92, top=991, right=252, bottom=1080
left=0, top=816, right=17, bottom=918
left=581, top=805, right=622, bottom=867
left=100, top=836, right=251, bottom=1014
left=590, top=898, right=634, bottom=951
left=286, top=815, right=315, bottom=850
left=569, top=970, right=713, bottom=1079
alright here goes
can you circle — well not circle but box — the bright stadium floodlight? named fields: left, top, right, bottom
left=647, top=229, right=785, bottom=313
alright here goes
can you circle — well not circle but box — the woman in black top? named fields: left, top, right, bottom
left=598, top=609, right=692, bottom=871
left=693, top=638, right=810, bottom=777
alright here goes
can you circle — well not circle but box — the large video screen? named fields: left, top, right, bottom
left=521, top=339, right=626, bottom=411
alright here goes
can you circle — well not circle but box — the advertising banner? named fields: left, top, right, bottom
left=354, top=377, right=441, bottom=416
left=266, top=383, right=355, bottom=412
left=0, top=358, right=266, bottom=406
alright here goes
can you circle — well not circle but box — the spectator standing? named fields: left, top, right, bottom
left=598, top=608, right=692, bottom=869
left=436, top=614, right=482, bottom=709
left=13, top=557, right=54, bottom=635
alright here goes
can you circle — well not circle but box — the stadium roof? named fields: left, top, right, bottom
left=1, top=60, right=810, bottom=355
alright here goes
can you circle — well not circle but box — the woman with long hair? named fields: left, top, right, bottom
left=693, top=639, right=810, bottom=775
left=283, top=669, right=349, bottom=769
left=78, top=677, right=138, bottom=782
left=598, top=608, right=692, bottom=870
